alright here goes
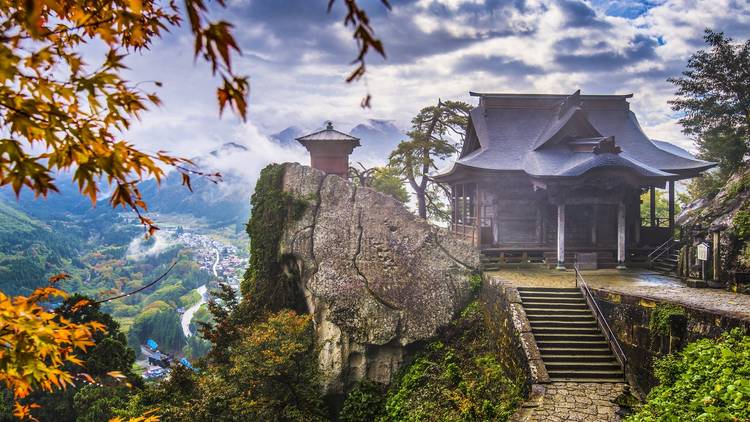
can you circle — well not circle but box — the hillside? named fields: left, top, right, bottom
left=0, top=200, right=83, bottom=296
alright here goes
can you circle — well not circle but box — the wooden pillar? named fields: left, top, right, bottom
left=617, top=202, right=627, bottom=269
left=591, top=204, right=598, bottom=246
left=668, top=181, right=675, bottom=235
left=712, top=231, right=720, bottom=281
left=556, top=204, right=566, bottom=270
left=649, top=187, right=656, bottom=227
left=451, top=186, right=456, bottom=232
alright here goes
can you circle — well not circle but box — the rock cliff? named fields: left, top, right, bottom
left=277, top=163, right=479, bottom=393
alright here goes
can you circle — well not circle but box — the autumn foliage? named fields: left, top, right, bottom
left=0, top=281, right=103, bottom=419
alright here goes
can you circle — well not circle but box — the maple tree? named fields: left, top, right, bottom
left=0, top=0, right=389, bottom=234
left=0, top=277, right=104, bottom=419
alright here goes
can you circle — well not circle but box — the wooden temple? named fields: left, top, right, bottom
left=434, top=91, right=715, bottom=269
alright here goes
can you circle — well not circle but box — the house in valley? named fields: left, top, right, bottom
left=434, top=91, right=714, bottom=269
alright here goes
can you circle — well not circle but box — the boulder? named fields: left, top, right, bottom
left=279, top=163, right=479, bottom=393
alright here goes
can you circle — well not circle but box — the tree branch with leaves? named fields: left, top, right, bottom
left=0, top=0, right=390, bottom=235
left=388, top=100, right=471, bottom=220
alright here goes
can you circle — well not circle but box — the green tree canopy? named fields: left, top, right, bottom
left=388, top=100, right=471, bottom=220
left=669, top=30, right=750, bottom=197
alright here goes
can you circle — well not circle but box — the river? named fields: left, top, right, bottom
left=181, top=248, right=218, bottom=338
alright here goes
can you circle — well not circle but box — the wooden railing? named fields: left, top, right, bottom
left=574, top=264, right=628, bottom=373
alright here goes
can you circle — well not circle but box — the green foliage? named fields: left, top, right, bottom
left=370, top=167, right=410, bottom=203
left=648, top=303, right=686, bottom=338
left=124, top=310, right=327, bottom=422
left=388, top=100, right=472, bottom=220
left=73, top=385, right=133, bottom=422
left=469, top=274, right=482, bottom=294
left=242, top=164, right=308, bottom=314
left=381, top=301, right=523, bottom=421
left=183, top=334, right=212, bottom=360
left=669, top=30, right=750, bottom=180
left=640, top=190, right=681, bottom=225
left=626, top=328, right=750, bottom=422
left=127, top=306, right=185, bottom=354
left=733, top=206, right=750, bottom=240
left=340, top=380, right=387, bottom=422
left=15, top=294, right=138, bottom=422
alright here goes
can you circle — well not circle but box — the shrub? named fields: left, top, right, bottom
left=381, top=301, right=524, bottom=421
left=648, top=303, right=686, bottom=338
left=340, top=380, right=387, bottom=422
left=626, top=328, right=750, bottom=422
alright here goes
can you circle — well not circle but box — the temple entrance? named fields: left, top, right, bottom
left=566, top=204, right=617, bottom=248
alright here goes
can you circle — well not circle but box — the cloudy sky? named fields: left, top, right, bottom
left=119, top=0, right=750, bottom=171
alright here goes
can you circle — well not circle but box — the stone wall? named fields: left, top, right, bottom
left=480, top=277, right=548, bottom=388
left=277, top=163, right=480, bottom=395
left=591, top=288, right=750, bottom=395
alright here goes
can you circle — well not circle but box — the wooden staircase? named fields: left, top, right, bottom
left=519, top=287, right=625, bottom=382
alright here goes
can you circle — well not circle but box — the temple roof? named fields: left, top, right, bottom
left=296, top=121, right=361, bottom=146
left=435, top=91, right=715, bottom=182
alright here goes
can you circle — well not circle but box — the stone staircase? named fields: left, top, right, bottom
left=650, top=248, right=679, bottom=274
left=518, top=287, right=625, bottom=383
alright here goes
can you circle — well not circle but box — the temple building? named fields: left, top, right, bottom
left=434, top=91, right=714, bottom=269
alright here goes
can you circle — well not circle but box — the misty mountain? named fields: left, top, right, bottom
left=138, top=142, right=253, bottom=226
left=3, top=142, right=255, bottom=227
left=270, top=126, right=305, bottom=147
left=349, top=119, right=405, bottom=163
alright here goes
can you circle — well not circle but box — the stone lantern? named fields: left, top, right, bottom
left=296, top=121, right=360, bottom=177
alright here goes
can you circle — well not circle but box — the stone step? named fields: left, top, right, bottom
left=519, top=296, right=586, bottom=304
left=524, top=308, right=593, bottom=315
left=517, top=287, right=579, bottom=292
left=519, top=290, right=582, bottom=296
left=530, top=320, right=598, bottom=328
left=537, top=339, right=610, bottom=349
left=522, top=302, right=588, bottom=310
left=547, top=369, right=624, bottom=380
left=540, top=346, right=613, bottom=355
left=534, top=333, right=607, bottom=342
left=541, top=354, right=618, bottom=363
left=545, top=361, right=621, bottom=372
left=531, top=326, right=601, bottom=335
left=549, top=377, right=626, bottom=383
left=527, top=314, right=596, bottom=322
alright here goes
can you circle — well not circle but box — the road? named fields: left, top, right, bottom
left=180, top=249, right=218, bottom=338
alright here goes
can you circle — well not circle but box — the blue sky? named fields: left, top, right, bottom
left=117, top=0, right=750, bottom=178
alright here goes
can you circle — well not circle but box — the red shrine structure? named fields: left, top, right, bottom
left=296, top=121, right=360, bottom=177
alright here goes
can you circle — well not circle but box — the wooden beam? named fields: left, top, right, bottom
left=557, top=204, right=566, bottom=270
left=617, top=202, right=627, bottom=269
left=649, top=187, right=656, bottom=227
left=668, top=181, right=675, bottom=234
left=713, top=231, right=720, bottom=281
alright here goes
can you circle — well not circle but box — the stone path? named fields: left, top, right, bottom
left=532, top=383, right=626, bottom=422
left=490, top=268, right=750, bottom=320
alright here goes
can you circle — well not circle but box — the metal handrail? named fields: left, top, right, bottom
left=648, top=236, right=677, bottom=262
left=574, top=264, right=628, bottom=372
